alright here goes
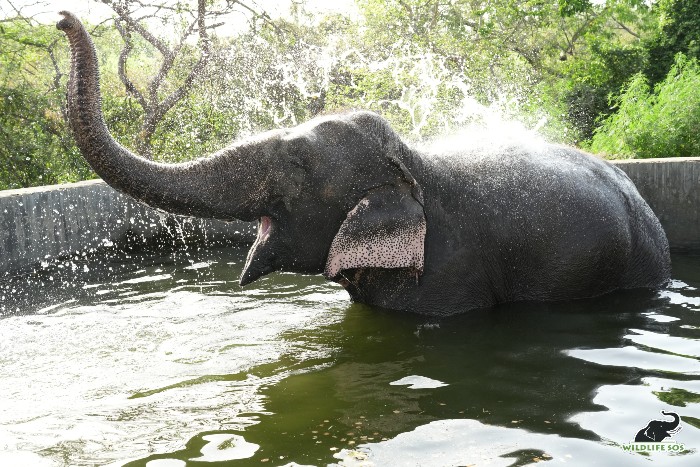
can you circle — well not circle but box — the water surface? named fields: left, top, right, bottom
left=1, top=246, right=698, bottom=466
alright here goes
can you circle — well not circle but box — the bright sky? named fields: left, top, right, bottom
left=0, top=0, right=358, bottom=32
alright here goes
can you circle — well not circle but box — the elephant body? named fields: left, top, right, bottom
left=57, top=12, right=671, bottom=316
left=342, top=140, right=670, bottom=313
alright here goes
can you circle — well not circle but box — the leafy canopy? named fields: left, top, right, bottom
left=590, top=53, right=700, bottom=158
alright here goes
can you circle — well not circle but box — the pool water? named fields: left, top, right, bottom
left=0, top=246, right=698, bottom=466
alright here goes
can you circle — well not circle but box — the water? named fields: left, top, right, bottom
left=0, top=246, right=699, bottom=466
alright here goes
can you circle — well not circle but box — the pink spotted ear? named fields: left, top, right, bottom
left=324, top=185, right=426, bottom=279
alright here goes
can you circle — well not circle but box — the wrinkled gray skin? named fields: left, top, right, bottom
left=635, top=411, right=681, bottom=442
left=57, top=12, right=671, bottom=315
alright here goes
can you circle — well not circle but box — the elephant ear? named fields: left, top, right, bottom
left=324, top=185, right=426, bottom=279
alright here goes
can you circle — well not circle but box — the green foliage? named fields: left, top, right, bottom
left=0, top=86, right=91, bottom=189
left=558, top=0, right=593, bottom=17
left=339, top=0, right=576, bottom=141
left=534, top=0, right=656, bottom=142
left=589, top=53, right=700, bottom=158
left=0, top=20, right=93, bottom=189
left=558, top=42, right=648, bottom=141
left=644, top=0, right=700, bottom=85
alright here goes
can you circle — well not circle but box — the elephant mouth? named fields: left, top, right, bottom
left=259, top=216, right=272, bottom=239
left=239, top=216, right=275, bottom=286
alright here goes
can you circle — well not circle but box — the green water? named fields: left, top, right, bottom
left=1, top=246, right=699, bottom=466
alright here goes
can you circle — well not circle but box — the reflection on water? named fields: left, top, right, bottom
left=0, top=247, right=698, bottom=466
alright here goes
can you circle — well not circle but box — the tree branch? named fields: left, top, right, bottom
left=157, top=0, right=210, bottom=118
left=102, top=0, right=172, bottom=57
left=612, top=16, right=640, bottom=39
left=114, top=19, right=148, bottom=109
left=228, top=0, right=285, bottom=35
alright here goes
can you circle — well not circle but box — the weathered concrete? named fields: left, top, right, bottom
left=611, top=157, right=700, bottom=252
left=0, top=179, right=255, bottom=276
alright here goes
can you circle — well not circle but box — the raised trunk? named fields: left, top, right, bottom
left=57, top=11, right=265, bottom=221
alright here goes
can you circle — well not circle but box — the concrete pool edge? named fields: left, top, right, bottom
left=1, top=157, right=698, bottom=276
left=0, top=179, right=255, bottom=277
left=610, top=157, right=700, bottom=253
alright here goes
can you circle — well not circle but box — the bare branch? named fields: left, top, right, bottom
left=114, top=19, right=148, bottom=109
left=45, top=40, right=62, bottom=92
left=612, top=16, right=640, bottom=39
left=558, top=11, right=598, bottom=58
left=3, top=0, right=39, bottom=26
left=92, top=0, right=285, bottom=159
left=157, top=0, right=210, bottom=117
left=226, top=0, right=285, bottom=35
left=102, top=0, right=172, bottom=57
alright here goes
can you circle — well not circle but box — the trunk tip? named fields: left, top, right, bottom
left=57, top=11, right=79, bottom=32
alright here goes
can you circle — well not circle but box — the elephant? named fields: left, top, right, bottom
left=56, top=11, right=671, bottom=316
left=635, top=411, right=681, bottom=442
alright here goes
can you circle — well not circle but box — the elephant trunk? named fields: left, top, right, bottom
left=56, top=11, right=268, bottom=221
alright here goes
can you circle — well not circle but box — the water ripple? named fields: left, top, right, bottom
left=565, top=346, right=700, bottom=374
left=626, top=329, right=700, bottom=359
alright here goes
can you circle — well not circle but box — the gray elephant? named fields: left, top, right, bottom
left=56, top=12, right=671, bottom=315
left=635, top=411, right=681, bottom=442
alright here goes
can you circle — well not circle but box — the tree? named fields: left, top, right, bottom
left=100, top=0, right=213, bottom=159
left=540, top=0, right=656, bottom=141
left=98, top=0, right=287, bottom=159
left=590, top=53, right=700, bottom=159
left=644, top=0, right=700, bottom=85
left=0, top=12, right=92, bottom=189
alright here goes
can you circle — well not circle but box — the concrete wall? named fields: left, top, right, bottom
left=1, top=157, right=698, bottom=276
left=611, top=157, right=700, bottom=252
left=0, top=179, right=255, bottom=277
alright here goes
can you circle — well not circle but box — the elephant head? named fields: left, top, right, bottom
left=634, top=411, right=681, bottom=442
left=56, top=12, right=426, bottom=287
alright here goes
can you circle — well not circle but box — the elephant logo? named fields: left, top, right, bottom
left=634, top=411, right=682, bottom=442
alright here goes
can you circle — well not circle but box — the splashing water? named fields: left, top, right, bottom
left=187, top=14, right=557, bottom=155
